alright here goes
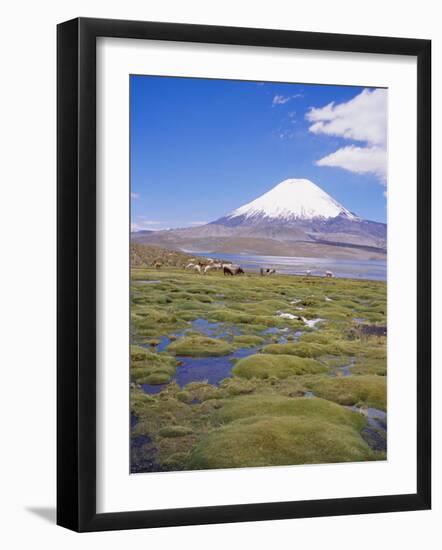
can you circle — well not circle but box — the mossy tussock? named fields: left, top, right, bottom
left=130, top=391, right=154, bottom=415
left=232, top=353, right=328, bottom=379
left=187, top=414, right=377, bottom=470
left=176, top=390, right=193, bottom=403
left=232, top=335, right=265, bottom=347
left=262, top=339, right=363, bottom=358
left=168, top=336, right=234, bottom=356
left=219, top=377, right=256, bottom=396
left=182, top=381, right=220, bottom=402
left=305, top=375, right=386, bottom=410
left=130, top=345, right=177, bottom=384
left=214, top=394, right=366, bottom=429
left=352, top=357, right=387, bottom=376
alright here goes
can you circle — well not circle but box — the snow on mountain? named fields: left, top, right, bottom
left=225, top=178, right=356, bottom=222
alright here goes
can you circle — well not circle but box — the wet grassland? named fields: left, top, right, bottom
left=130, top=268, right=387, bottom=472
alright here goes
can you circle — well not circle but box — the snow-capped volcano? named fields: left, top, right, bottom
left=225, top=178, right=356, bottom=222
left=132, top=177, right=386, bottom=259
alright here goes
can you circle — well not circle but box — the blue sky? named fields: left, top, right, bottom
left=130, top=75, right=387, bottom=230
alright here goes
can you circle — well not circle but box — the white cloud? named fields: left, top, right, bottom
left=272, top=93, right=303, bottom=106
left=278, top=130, right=296, bottom=140
left=316, top=146, right=387, bottom=179
left=272, top=94, right=291, bottom=105
left=187, top=221, right=208, bottom=226
left=131, top=192, right=140, bottom=199
left=306, top=88, right=387, bottom=182
left=307, top=89, right=387, bottom=145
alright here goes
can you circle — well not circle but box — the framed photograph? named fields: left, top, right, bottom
left=57, top=17, right=431, bottom=532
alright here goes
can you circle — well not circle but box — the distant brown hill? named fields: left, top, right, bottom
left=131, top=243, right=207, bottom=268
left=131, top=233, right=386, bottom=261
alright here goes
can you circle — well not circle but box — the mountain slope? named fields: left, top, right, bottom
left=132, top=178, right=386, bottom=259
left=217, top=178, right=356, bottom=224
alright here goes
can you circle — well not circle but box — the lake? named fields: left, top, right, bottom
left=192, top=252, right=386, bottom=281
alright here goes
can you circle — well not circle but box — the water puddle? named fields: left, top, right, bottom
left=191, top=318, right=242, bottom=339
left=329, top=359, right=355, bottom=378
left=141, top=382, right=168, bottom=394
left=157, top=336, right=172, bottom=353
left=174, top=346, right=259, bottom=388
left=262, top=327, right=303, bottom=344
left=154, top=320, right=242, bottom=354
left=263, top=327, right=280, bottom=335
left=130, top=415, right=161, bottom=473
left=360, top=325, right=387, bottom=337
left=339, top=365, right=353, bottom=376
left=191, top=318, right=223, bottom=335
left=348, top=406, right=387, bottom=452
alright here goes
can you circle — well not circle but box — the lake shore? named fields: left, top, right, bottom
left=188, top=251, right=387, bottom=281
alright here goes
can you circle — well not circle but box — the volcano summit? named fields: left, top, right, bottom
left=218, top=178, right=356, bottom=224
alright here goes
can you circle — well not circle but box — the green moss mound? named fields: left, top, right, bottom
left=130, top=345, right=153, bottom=362
left=130, top=391, right=154, bottom=415
left=176, top=391, right=193, bottom=404
left=219, top=378, right=256, bottom=396
left=232, top=353, right=327, bottom=379
left=262, top=340, right=362, bottom=358
left=232, top=335, right=265, bottom=347
left=144, top=372, right=172, bottom=385
left=209, top=309, right=256, bottom=324
left=183, top=381, right=220, bottom=402
left=352, top=358, right=387, bottom=376
left=130, top=345, right=177, bottom=384
left=262, top=342, right=326, bottom=357
left=215, top=394, right=366, bottom=430
left=187, top=415, right=375, bottom=470
left=168, top=336, right=234, bottom=356
left=305, top=375, right=386, bottom=410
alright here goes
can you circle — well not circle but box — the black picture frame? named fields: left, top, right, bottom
left=57, top=17, right=431, bottom=532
